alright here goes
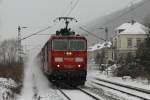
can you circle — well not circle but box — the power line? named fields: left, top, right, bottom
left=21, top=26, right=52, bottom=41
left=79, top=26, right=106, bottom=41
left=20, top=1, right=80, bottom=53
left=20, top=0, right=79, bottom=41
left=21, top=0, right=80, bottom=43
left=66, top=0, right=80, bottom=16
left=61, top=0, right=74, bottom=16
left=31, top=1, right=77, bottom=38
left=57, top=0, right=74, bottom=28
left=58, top=0, right=79, bottom=29
left=35, top=34, right=53, bottom=35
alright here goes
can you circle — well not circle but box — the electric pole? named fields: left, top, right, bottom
left=18, top=26, right=27, bottom=63
left=98, top=27, right=109, bottom=75
left=98, top=27, right=108, bottom=42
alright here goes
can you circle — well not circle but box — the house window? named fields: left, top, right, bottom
left=127, top=38, right=132, bottom=48
left=136, top=38, right=141, bottom=48
left=119, top=39, right=121, bottom=48
left=114, top=38, right=117, bottom=49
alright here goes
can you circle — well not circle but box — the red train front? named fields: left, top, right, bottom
left=40, top=17, right=87, bottom=86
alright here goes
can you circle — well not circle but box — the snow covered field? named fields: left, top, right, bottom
left=87, top=63, right=150, bottom=100
left=17, top=56, right=64, bottom=100
left=88, top=64, right=150, bottom=91
left=0, top=78, right=17, bottom=100
left=0, top=58, right=149, bottom=100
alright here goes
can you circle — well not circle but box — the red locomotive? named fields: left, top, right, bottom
left=39, top=17, right=87, bottom=86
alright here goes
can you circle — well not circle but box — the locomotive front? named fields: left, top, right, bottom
left=50, top=35, right=87, bottom=85
left=41, top=17, right=87, bottom=85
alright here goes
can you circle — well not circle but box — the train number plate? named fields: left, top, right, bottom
left=64, top=65, right=74, bottom=68
left=64, top=58, right=74, bottom=62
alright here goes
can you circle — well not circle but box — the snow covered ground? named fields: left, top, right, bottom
left=17, top=56, right=64, bottom=100
left=87, top=63, right=150, bottom=100
left=17, top=55, right=105, bottom=100
left=87, top=64, right=150, bottom=91
left=1, top=56, right=149, bottom=100
left=0, top=78, right=17, bottom=100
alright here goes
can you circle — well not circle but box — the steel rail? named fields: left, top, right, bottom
left=57, top=88, right=71, bottom=100
left=95, top=78, right=150, bottom=94
left=92, top=78, right=150, bottom=100
left=76, top=87, right=101, bottom=100
left=54, top=82, right=101, bottom=100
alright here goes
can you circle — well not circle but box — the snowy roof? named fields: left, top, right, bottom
left=116, top=22, right=132, bottom=30
left=88, top=41, right=112, bottom=51
left=116, top=22, right=147, bottom=35
left=121, top=22, right=147, bottom=34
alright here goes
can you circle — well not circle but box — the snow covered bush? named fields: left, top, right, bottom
left=113, top=63, right=148, bottom=79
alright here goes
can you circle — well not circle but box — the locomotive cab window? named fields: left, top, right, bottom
left=69, top=40, right=86, bottom=51
left=52, top=39, right=68, bottom=51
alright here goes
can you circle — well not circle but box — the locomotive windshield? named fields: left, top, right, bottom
left=52, top=39, right=86, bottom=51
left=69, top=40, right=86, bottom=51
left=52, top=39, right=68, bottom=51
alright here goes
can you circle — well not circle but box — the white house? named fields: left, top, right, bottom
left=112, top=21, right=148, bottom=62
left=88, top=41, right=112, bottom=64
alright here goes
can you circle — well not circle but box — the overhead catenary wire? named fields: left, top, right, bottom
left=22, top=0, right=144, bottom=42
left=21, top=26, right=52, bottom=41
left=58, top=0, right=80, bottom=29
left=20, top=0, right=81, bottom=54
left=79, top=26, right=106, bottom=41
left=21, top=0, right=78, bottom=41
left=66, top=0, right=80, bottom=16
left=57, top=0, right=74, bottom=28
left=79, top=0, right=149, bottom=45
left=61, top=0, right=74, bottom=16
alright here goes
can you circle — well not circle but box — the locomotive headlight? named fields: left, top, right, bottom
left=78, top=65, right=81, bottom=68
left=75, top=57, right=83, bottom=62
left=66, top=52, right=72, bottom=56
left=57, top=64, right=60, bottom=68
left=55, top=57, right=63, bottom=62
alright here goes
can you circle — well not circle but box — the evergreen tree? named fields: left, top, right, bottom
left=95, top=52, right=101, bottom=64
left=126, top=52, right=133, bottom=64
left=138, top=31, right=150, bottom=75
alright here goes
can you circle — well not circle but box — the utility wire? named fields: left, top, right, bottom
left=21, top=26, right=52, bottom=41
left=35, top=34, right=53, bottom=35
left=20, top=1, right=80, bottom=53
left=79, top=26, right=106, bottom=41
left=61, top=0, right=74, bottom=16
left=58, top=0, right=79, bottom=29
left=80, top=0, right=149, bottom=44
left=66, top=0, right=79, bottom=16
left=58, top=0, right=74, bottom=28
left=21, top=0, right=80, bottom=41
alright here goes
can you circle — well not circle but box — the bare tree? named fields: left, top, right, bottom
left=0, top=39, right=18, bottom=65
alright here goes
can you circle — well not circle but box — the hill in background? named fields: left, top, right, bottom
left=81, top=0, right=150, bottom=46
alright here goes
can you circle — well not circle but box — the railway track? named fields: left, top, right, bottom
left=54, top=82, right=102, bottom=100
left=57, top=88, right=71, bottom=100
left=91, top=77, right=150, bottom=100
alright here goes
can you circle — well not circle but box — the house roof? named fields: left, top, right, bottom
left=121, top=22, right=147, bottom=34
left=116, top=22, right=132, bottom=30
left=116, top=22, right=147, bottom=35
left=88, top=41, right=112, bottom=51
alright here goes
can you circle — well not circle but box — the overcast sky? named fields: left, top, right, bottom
left=0, top=0, right=140, bottom=52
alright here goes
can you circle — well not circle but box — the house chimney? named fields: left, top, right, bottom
left=131, top=20, right=135, bottom=25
